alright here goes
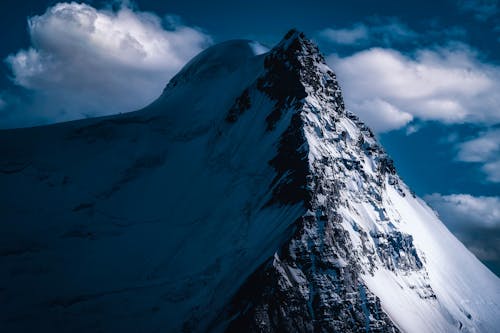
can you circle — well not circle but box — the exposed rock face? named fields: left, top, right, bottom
left=216, top=30, right=406, bottom=332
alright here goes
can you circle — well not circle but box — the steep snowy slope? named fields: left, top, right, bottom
left=213, top=31, right=500, bottom=333
left=1, top=30, right=499, bottom=332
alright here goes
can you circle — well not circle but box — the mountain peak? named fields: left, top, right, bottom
left=1, top=28, right=499, bottom=333
left=270, top=29, right=325, bottom=64
left=255, top=29, right=343, bottom=132
left=280, top=28, right=307, bottom=47
left=284, top=28, right=303, bottom=38
left=278, top=29, right=314, bottom=51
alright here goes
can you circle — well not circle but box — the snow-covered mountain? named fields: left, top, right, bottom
left=0, top=30, right=498, bottom=332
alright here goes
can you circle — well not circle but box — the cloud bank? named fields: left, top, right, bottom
left=3, top=2, right=211, bottom=128
left=327, top=45, right=500, bottom=132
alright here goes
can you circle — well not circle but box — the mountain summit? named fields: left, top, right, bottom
left=1, top=30, right=499, bottom=332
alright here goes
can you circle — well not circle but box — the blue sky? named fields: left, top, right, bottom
left=0, top=0, right=499, bottom=274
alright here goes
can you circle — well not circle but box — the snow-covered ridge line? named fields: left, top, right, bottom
left=216, top=30, right=500, bottom=332
left=0, top=29, right=498, bottom=333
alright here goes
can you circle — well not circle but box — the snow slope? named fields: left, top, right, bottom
left=0, top=31, right=499, bottom=332
left=0, top=40, right=305, bottom=332
left=364, top=186, right=500, bottom=332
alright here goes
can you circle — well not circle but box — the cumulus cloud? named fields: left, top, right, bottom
left=319, top=19, right=417, bottom=46
left=3, top=2, right=211, bottom=128
left=456, top=129, right=500, bottom=182
left=327, top=45, right=500, bottom=132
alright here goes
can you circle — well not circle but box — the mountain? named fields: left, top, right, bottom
left=0, top=30, right=499, bottom=332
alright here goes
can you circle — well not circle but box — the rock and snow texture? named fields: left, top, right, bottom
left=0, top=30, right=499, bottom=332
left=216, top=32, right=500, bottom=333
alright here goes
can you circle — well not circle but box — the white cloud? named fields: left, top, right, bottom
left=320, top=24, right=369, bottom=45
left=405, top=124, right=420, bottom=135
left=327, top=45, right=500, bottom=132
left=456, top=129, right=500, bottom=182
left=425, top=193, right=500, bottom=229
left=4, top=2, right=211, bottom=128
left=482, top=160, right=500, bottom=182
left=319, top=20, right=416, bottom=46
left=457, top=129, right=500, bottom=162
left=349, top=98, right=413, bottom=132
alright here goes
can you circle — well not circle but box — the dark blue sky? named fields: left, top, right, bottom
left=0, top=0, right=499, bottom=273
left=1, top=0, right=499, bottom=61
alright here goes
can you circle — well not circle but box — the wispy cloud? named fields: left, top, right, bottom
left=318, top=19, right=417, bottom=47
left=319, top=24, right=370, bottom=45
left=482, top=160, right=500, bottom=182
left=318, top=18, right=467, bottom=48
left=458, top=0, right=499, bottom=21
left=456, top=129, right=500, bottom=182
left=327, top=44, right=500, bottom=133
left=457, top=129, right=500, bottom=162
left=3, top=2, right=211, bottom=128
